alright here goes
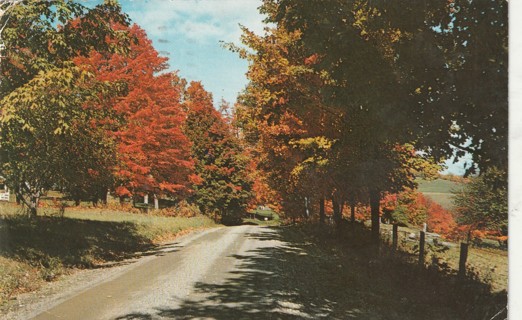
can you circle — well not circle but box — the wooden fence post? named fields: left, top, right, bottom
left=419, top=231, right=425, bottom=266
left=392, top=224, right=398, bottom=252
left=459, top=242, right=469, bottom=279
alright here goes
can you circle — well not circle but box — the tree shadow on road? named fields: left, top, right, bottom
left=114, top=225, right=506, bottom=320
left=154, top=226, right=360, bottom=319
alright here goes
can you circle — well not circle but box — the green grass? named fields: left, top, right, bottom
left=393, top=231, right=507, bottom=292
left=423, top=192, right=455, bottom=210
left=416, top=178, right=464, bottom=210
left=242, top=218, right=280, bottom=226
left=0, top=203, right=218, bottom=304
left=416, top=178, right=462, bottom=193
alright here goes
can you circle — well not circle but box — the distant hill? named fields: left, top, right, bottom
left=416, top=178, right=464, bottom=211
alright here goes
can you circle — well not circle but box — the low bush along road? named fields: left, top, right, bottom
left=1, top=223, right=506, bottom=320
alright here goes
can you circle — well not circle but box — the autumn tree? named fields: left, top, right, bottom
left=246, top=0, right=507, bottom=241
left=75, top=24, right=195, bottom=207
left=382, top=189, right=455, bottom=235
left=453, top=167, right=508, bottom=241
left=232, top=4, right=443, bottom=241
left=183, top=82, right=252, bottom=223
left=0, top=66, right=116, bottom=216
left=0, top=0, right=130, bottom=215
left=346, top=0, right=508, bottom=236
left=230, top=25, right=340, bottom=222
left=232, top=102, right=283, bottom=214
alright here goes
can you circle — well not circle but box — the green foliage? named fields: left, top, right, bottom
left=0, top=65, right=118, bottom=215
left=388, top=205, right=411, bottom=227
left=0, top=0, right=131, bottom=98
left=368, top=0, right=507, bottom=174
left=453, top=167, right=508, bottom=236
left=0, top=0, right=131, bottom=215
left=183, top=82, right=253, bottom=220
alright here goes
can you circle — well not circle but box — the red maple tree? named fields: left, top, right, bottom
left=75, top=24, right=194, bottom=202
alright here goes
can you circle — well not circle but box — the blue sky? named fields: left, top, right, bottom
left=96, top=0, right=267, bottom=108
left=84, top=0, right=472, bottom=175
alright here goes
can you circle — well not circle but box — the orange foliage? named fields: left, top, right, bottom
left=379, top=190, right=456, bottom=236
left=247, top=158, right=282, bottom=212
left=424, top=196, right=456, bottom=235
left=75, top=24, right=194, bottom=198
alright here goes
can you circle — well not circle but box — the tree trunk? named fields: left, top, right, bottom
left=319, top=197, right=325, bottom=224
left=144, top=194, right=149, bottom=204
left=29, top=192, right=39, bottom=218
left=369, top=189, right=380, bottom=244
left=29, top=205, right=37, bottom=217
left=15, top=186, right=21, bottom=205
left=99, top=189, right=108, bottom=205
left=154, top=194, right=159, bottom=210
left=467, top=226, right=473, bottom=244
left=304, top=196, right=310, bottom=218
left=17, top=187, right=39, bottom=218
left=349, top=194, right=356, bottom=223
left=332, top=197, right=341, bottom=225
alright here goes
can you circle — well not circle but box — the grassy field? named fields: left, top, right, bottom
left=386, top=226, right=508, bottom=293
left=0, top=202, right=218, bottom=304
left=416, top=178, right=464, bottom=210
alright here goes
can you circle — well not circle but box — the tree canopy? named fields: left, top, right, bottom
left=75, top=24, right=195, bottom=202
left=228, top=0, right=507, bottom=241
left=183, top=82, right=253, bottom=222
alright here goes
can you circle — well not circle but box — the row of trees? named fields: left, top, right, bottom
left=230, top=0, right=507, bottom=241
left=0, top=0, right=507, bottom=238
left=0, top=0, right=252, bottom=220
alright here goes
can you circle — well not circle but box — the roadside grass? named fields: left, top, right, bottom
left=376, top=222, right=507, bottom=292
left=292, top=223, right=507, bottom=319
left=0, top=257, right=40, bottom=302
left=242, top=218, right=280, bottom=227
left=0, top=202, right=218, bottom=304
left=392, top=232, right=507, bottom=292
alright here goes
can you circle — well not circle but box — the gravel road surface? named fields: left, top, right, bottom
left=18, top=225, right=327, bottom=320
left=3, top=224, right=465, bottom=320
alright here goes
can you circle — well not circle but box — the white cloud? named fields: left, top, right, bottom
left=180, top=20, right=223, bottom=40
left=127, top=0, right=266, bottom=43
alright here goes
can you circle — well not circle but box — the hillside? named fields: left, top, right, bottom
left=416, top=178, right=463, bottom=211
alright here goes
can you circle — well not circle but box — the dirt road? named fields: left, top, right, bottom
left=4, top=224, right=467, bottom=320
left=21, top=225, right=321, bottom=319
